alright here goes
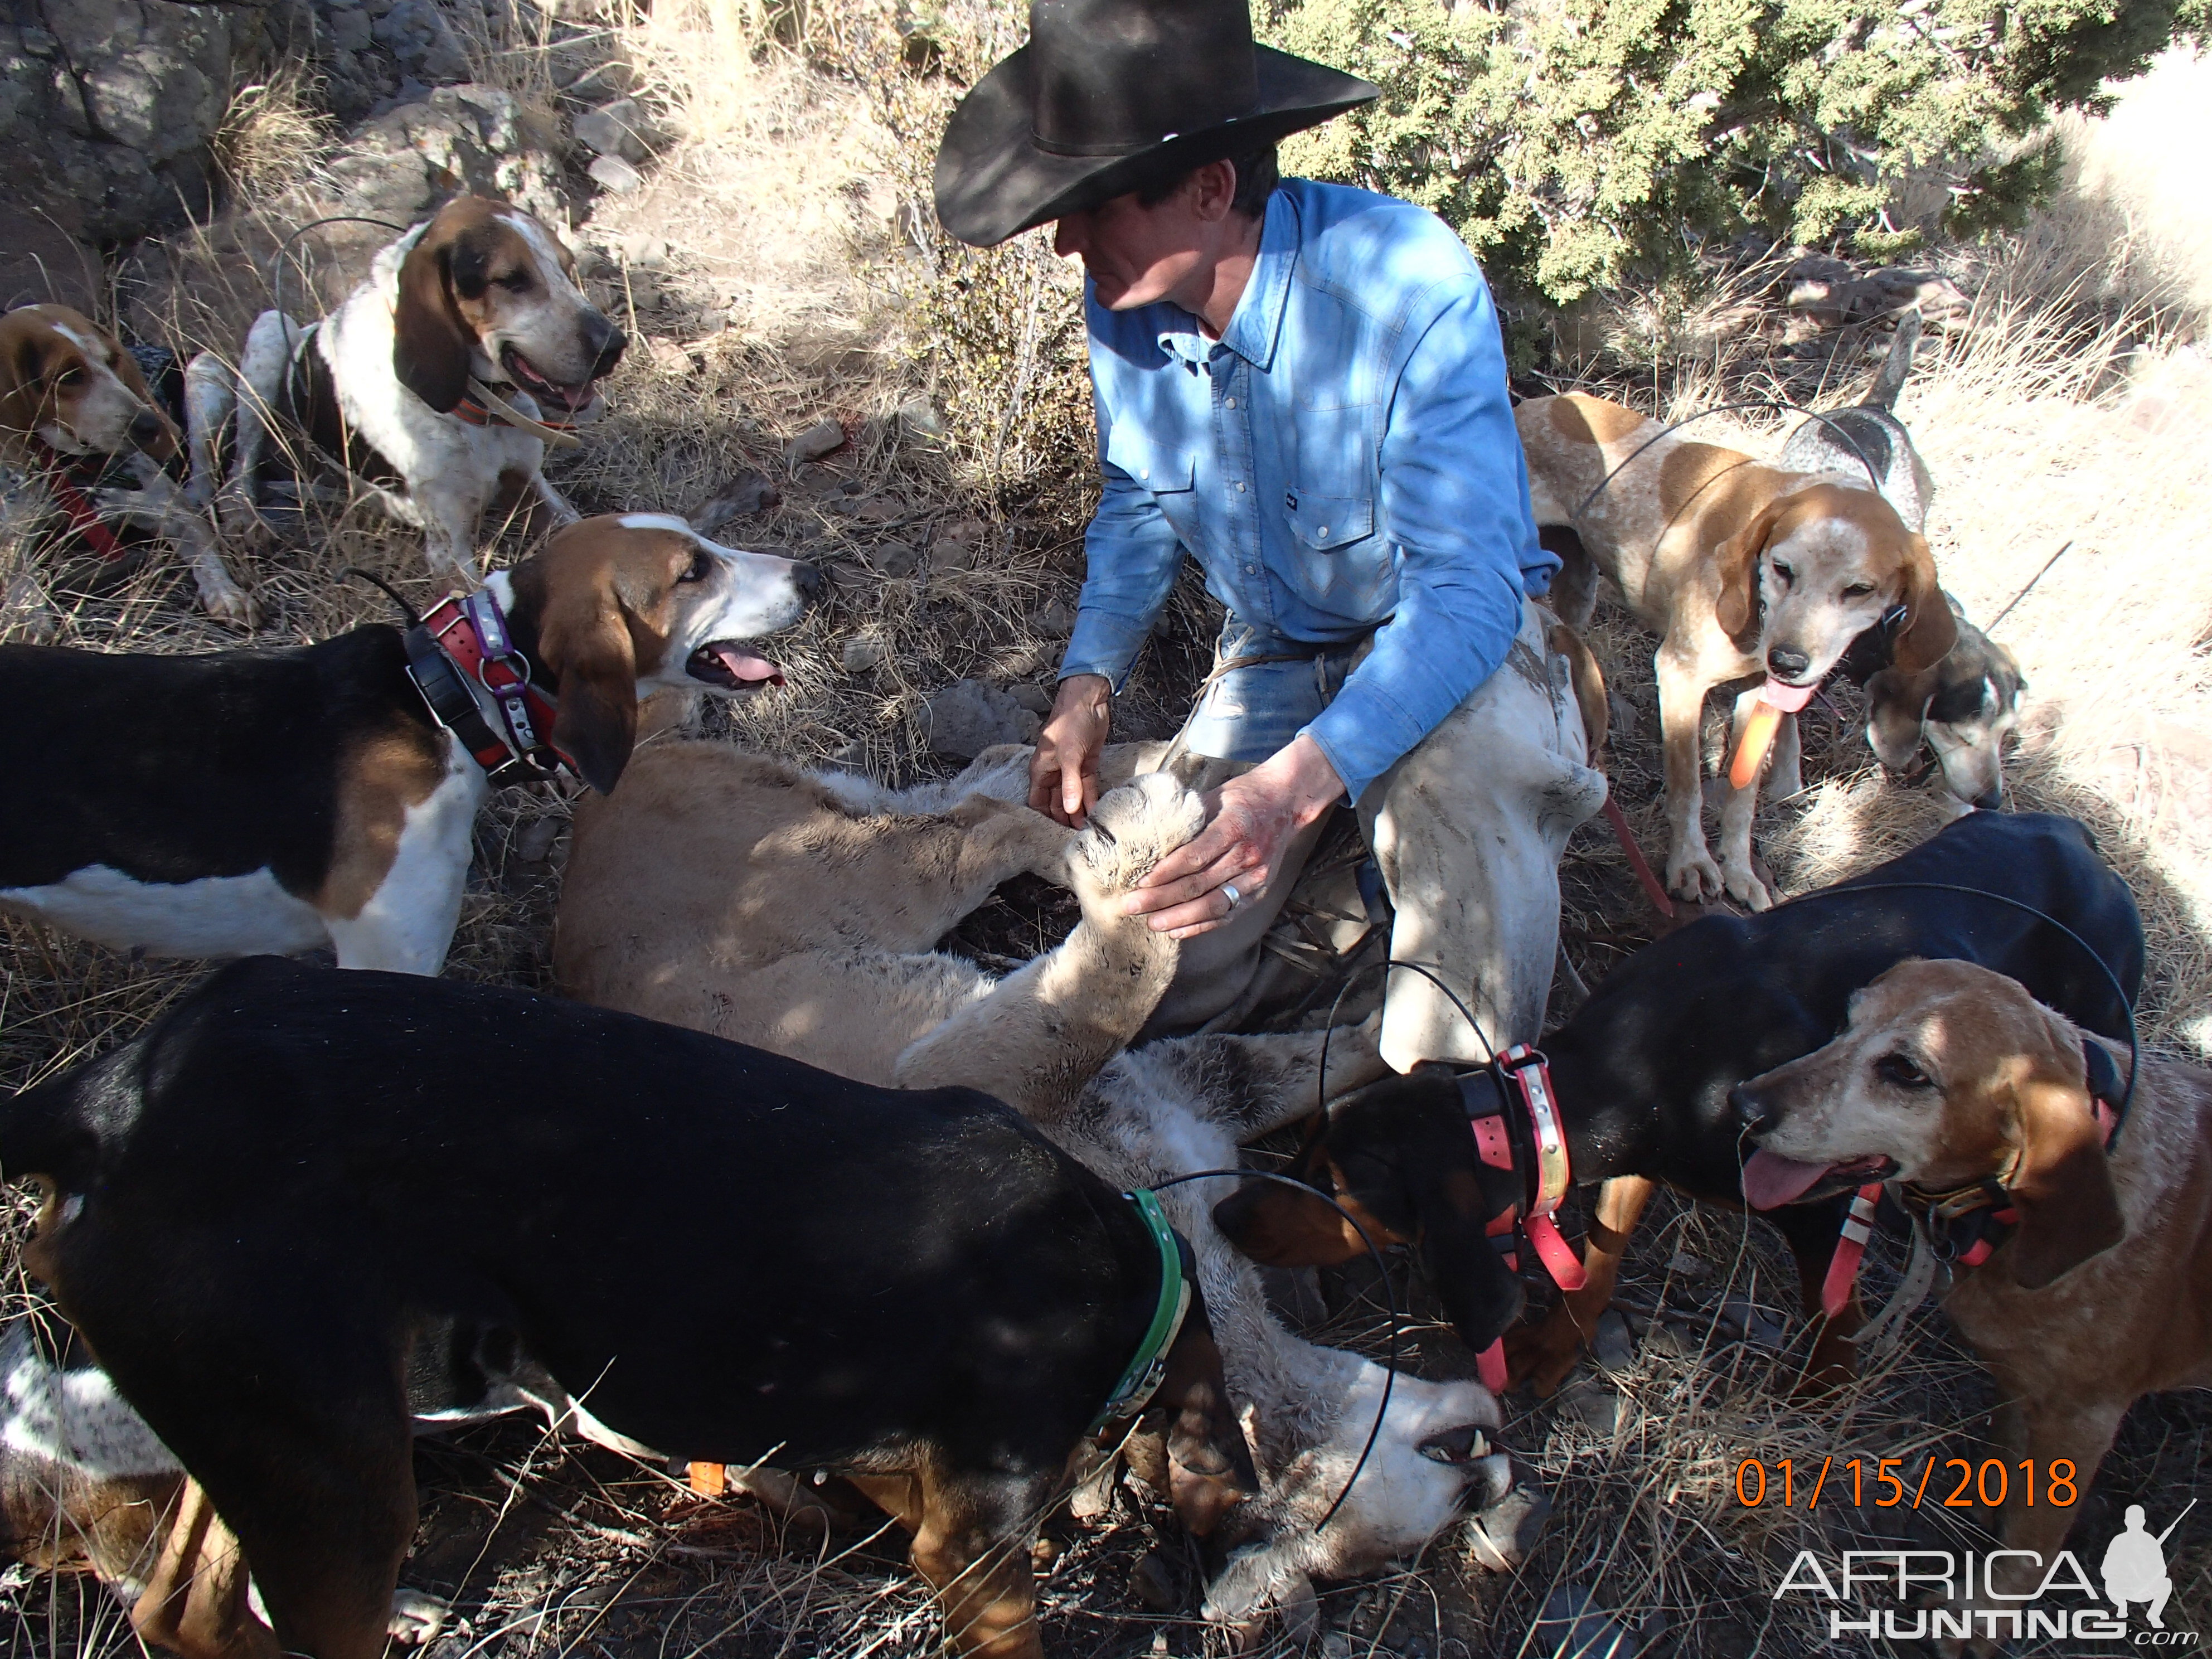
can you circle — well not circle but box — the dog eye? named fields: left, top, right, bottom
left=1875, top=1054, right=1934, bottom=1090
left=1772, top=561, right=1793, bottom=585
left=55, top=366, right=84, bottom=387
left=498, top=271, right=533, bottom=292
left=1843, top=582, right=1875, bottom=598
left=678, top=549, right=713, bottom=583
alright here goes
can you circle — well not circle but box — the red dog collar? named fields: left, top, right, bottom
left=407, top=591, right=572, bottom=784
left=36, top=440, right=133, bottom=564
left=1461, top=1046, right=1588, bottom=1390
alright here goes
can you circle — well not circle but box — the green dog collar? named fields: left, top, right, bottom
left=1092, top=1188, right=1193, bottom=1432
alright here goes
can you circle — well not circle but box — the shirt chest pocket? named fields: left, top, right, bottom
left=1287, top=410, right=1378, bottom=556
left=1104, top=428, right=1200, bottom=541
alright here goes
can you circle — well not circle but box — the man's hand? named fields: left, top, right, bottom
left=1030, top=673, right=1112, bottom=826
left=1128, top=734, right=1344, bottom=938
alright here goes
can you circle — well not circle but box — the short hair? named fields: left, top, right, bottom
left=1133, top=144, right=1279, bottom=218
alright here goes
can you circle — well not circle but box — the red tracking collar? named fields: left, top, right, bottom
left=36, top=440, right=132, bottom=563
left=405, top=591, right=573, bottom=785
left=1459, top=1044, right=1588, bottom=1390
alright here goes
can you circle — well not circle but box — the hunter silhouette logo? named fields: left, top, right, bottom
left=2104, top=1501, right=2193, bottom=1629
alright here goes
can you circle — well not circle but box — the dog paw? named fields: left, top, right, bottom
left=192, top=557, right=261, bottom=629
left=1665, top=842, right=1724, bottom=905
left=1069, top=772, right=1207, bottom=898
left=1722, top=860, right=1774, bottom=912
left=387, top=1588, right=452, bottom=1645
left=1503, top=1311, right=1584, bottom=1398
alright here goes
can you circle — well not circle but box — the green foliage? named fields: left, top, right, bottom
left=1264, top=0, right=2212, bottom=304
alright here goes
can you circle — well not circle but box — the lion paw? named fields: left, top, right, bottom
left=1069, top=772, right=1207, bottom=900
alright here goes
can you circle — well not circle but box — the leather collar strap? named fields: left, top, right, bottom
left=1458, top=1048, right=1589, bottom=1391
left=1821, top=1038, right=2124, bottom=1318
left=35, top=441, right=132, bottom=562
left=406, top=592, right=572, bottom=785
left=1090, top=1188, right=1194, bottom=1432
left=456, top=376, right=585, bottom=448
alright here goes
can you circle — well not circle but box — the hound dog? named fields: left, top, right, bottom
left=1, top=304, right=255, bottom=624
left=0, top=956, right=1257, bottom=1659
left=1775, top=312, right=2027, bottom=813
left=187, top=196, right=624, bottom=575
left=0, top=513, right=817, bottom=972
left=1516, top=391, right=1957, bottom=908
left=554, top=743, right=1549, bottom=1637
left=1735, top=959, right=2211, bottom=1636
left=1210, top=811, right=2143, bottom=1395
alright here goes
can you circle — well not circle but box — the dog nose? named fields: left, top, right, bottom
left=588, top=323, right=627, bottom=380
left=1728, top=1084, right=1771, bottom=1133
left=129, top=410, right=166, bottom=449
left=1766, top=646, right=1811, bottom=680
left=793, top=562, right=825, bottom=604
left=1973, top=781, right=2004, bottom=811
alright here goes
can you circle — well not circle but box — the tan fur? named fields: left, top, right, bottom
left=392, top=197, right=591, bottom=415
left=1739, top=960, right=2212, bottom=1623
left=556, top=746, right=1200, bottom=1113
left=1517, top=392, right=1957, bottom=909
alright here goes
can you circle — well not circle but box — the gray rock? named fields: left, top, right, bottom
left=325, top=83, right=568, bottom=226
left=785, top=416, right=846, bottom=466
left=327, top=7, right=374, bottom=52
left=1030, top=597, right=1075, bottom=637
left=691, top=471, right=779, bottom=535
left=896, top=392, right=945, bottom=439
left=869, top=540, right=919, bottom=578
left=1554, top=1375, right=1622, bottom=1434
left=932, top=516, right=986, bottom=571
left=841, top=637, right=886, bottom=674
left=515, top=816, right=563, bottom=862
left=1717, top=1294, right=1787, bottom=1350
left=925, top=679, right=1040, bottom=760
left=572, top=96, right=649, bottom=163
left=1533, top=1585, right=1637, bottom=1659
left=1127, top=1551, right=1179, bottom=1614
left=1008, top=682, right=1052, bottom=716
left=1590, top=1309, right=1635, bottom=1375
left=586, top=153, right=642, bottom=194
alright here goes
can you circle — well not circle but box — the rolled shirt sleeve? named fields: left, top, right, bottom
left=1302, top=282, right=1554, bottom=802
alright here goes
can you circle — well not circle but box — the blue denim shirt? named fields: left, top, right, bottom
left=1062, top=178, right=1557, bottom=802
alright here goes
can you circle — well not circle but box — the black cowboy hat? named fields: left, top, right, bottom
left=933, top=0, right=1378, bottom=249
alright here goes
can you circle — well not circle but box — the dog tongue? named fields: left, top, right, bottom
left=710, top=646, right=784, bottom=686
left=1742, top=1148, right=1835, bottom=1210
left=1759, top=677, right=1820, bottom=712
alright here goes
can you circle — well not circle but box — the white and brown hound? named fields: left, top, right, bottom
left=187, top=197, right=625, bottom=576
left=1516, top=394, right=1956, bottom=909
left=0, top=514, right=817, bottom=973
left=1, top=304, right=256, bottom=625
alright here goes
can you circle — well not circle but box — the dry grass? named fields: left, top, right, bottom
left=4, top=14, right=2210, bottom=1659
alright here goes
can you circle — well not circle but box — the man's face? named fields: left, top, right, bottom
left=1054, top=180, right=1214, bottom=311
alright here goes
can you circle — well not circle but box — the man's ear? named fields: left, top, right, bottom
left=2006, top=1070, right=2125, bottom=1290
left=1714, top=500, right=1783, bottom=643
left=1863, top=666, right=1935, bottom=769
left=392, top=230, right=473, bottom=413
left=1891, top=535, right=1958, bottom=677
left=539, top=600, right=641, bottom=794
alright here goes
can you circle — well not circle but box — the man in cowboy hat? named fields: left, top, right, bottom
left=935, top=0, right=1603, bottom=1065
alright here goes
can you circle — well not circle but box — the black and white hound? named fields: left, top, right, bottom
left=187, top=196, right=626, bottom=577
left=0, top=514, right=818, bottom=972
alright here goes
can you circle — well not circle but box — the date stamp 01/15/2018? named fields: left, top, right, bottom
left=1735, top=1454, right=2079, bottom=1510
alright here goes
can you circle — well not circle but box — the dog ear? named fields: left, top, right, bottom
left=392, top=229, right=474, bottom=414
left=1890, top=534, right=1958, bottom=677
left=1713, top=500, right=1784, bottom=643
left=536, top=594, right=641, bottom=795
left=1412, top=1171, right=1527, bottom=1352
left=1862, top=666, right=1935, bottom=769
left=2006, top=1068, right=2125, bottom=1291
left=1, top=330, right=51, bottom=444
left=1143, top=1286, right=1260, bottom=1540
left=1549, top=620, right=1609, bottom=766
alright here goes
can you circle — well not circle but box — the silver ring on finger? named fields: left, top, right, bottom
left=1221, top=882, right=1243, bottom=910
